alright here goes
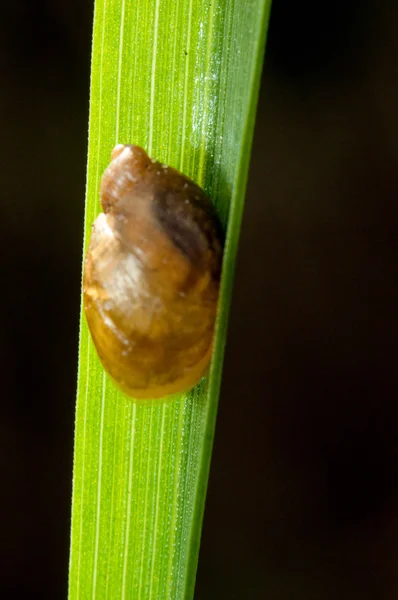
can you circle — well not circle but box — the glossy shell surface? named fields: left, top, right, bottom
left=83, top=144, right=223, bottom=399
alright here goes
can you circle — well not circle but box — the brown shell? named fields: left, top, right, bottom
left=83, top=144, right=223, bottom=399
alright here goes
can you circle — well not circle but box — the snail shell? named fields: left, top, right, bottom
left=83, top=144, right=223, bottom=399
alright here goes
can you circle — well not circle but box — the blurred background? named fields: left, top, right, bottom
left=1, top=0, right=398, bottom=597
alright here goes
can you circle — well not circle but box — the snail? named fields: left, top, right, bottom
left=83, top=144, right=224, bottom=400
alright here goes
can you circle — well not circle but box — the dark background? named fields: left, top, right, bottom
left=1, top=0, right=398, bottom=598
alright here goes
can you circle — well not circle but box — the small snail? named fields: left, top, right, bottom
left=83, top=144, right=223, bottom=399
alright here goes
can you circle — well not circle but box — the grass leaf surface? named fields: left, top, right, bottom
left=69, top=0, right=272, bottom=597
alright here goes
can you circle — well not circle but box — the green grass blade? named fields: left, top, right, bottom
left=69, top=0, right=272, bottom=598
